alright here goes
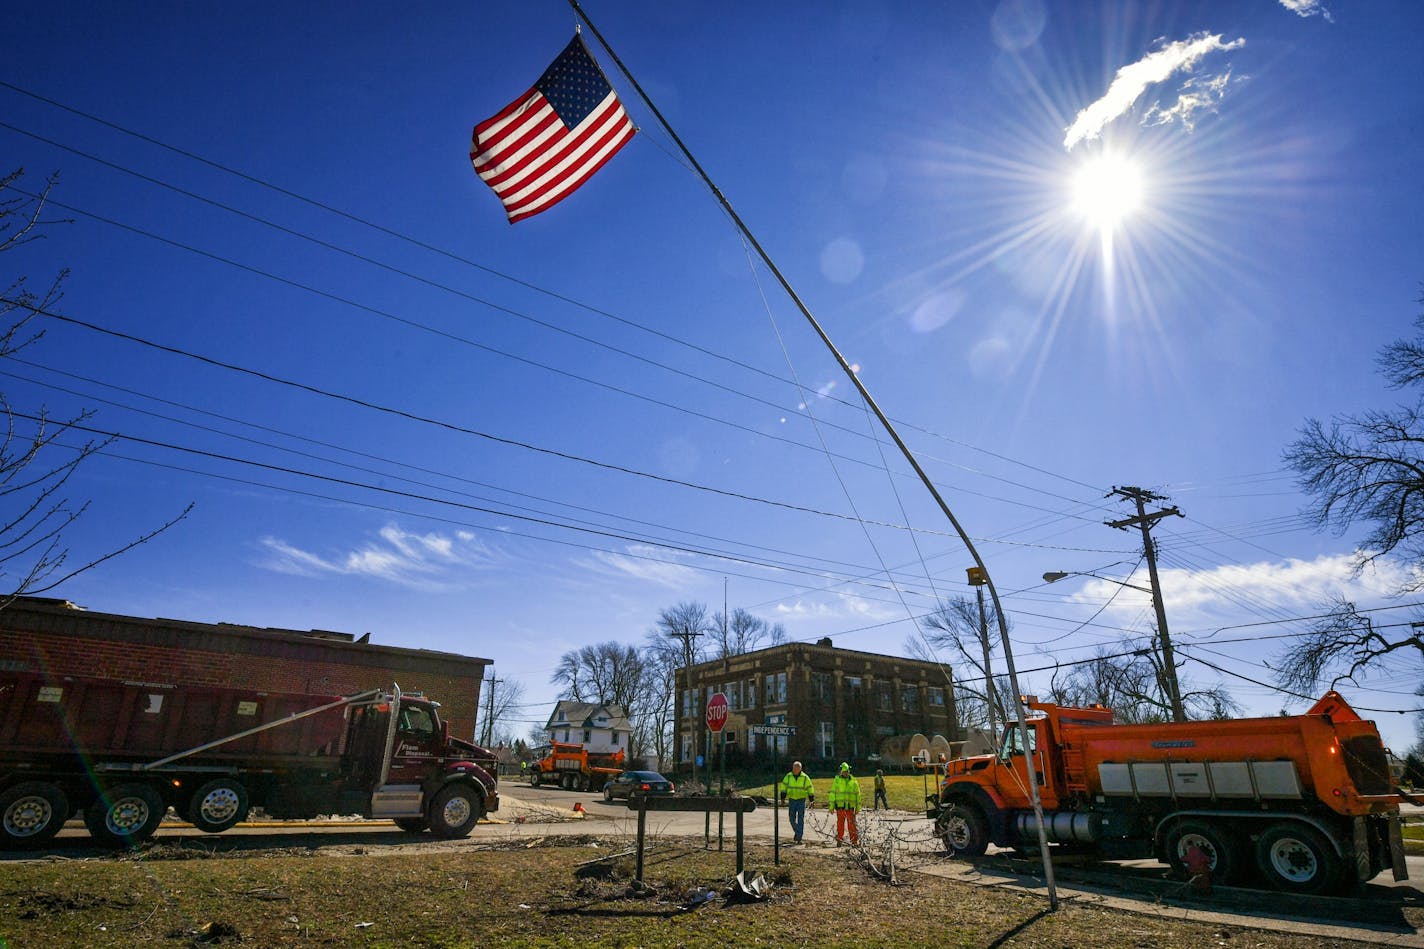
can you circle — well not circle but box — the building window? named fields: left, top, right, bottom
left=612, top=731, right=620, bottom=745
left=819, top=721, right=834, bottom=759
left=583, top=729, right=591, bottom=743
left=728, top=681, right=742, bottom=709
left=765, top=672, right=787, bottom=705
left=877, top=683, right=893, bottom=711
left=812, top=672, right=833, bottom=703
left=901, top=686, right=919, bottom=712
left=681, top=734, right=692, bottom=762
left=745, top=677, right=756, bottom=708
left=562, top=729, right=570, bottom=742
left=929, top=687, right=946, bottom=707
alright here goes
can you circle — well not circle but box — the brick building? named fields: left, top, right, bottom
left=675, top=638, right=957, bottom=770
left=0, top=597, right=490, bottom=739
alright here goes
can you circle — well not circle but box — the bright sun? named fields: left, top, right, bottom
left=1071, top=153, right=1144, bottom=232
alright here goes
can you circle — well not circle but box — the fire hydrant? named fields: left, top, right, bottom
left=1182, top=844, right=1212, bottom=894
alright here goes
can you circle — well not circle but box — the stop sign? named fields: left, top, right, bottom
left=706, top=692, right=729, bottom=732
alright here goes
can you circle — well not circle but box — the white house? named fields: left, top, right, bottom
left=544, top=700, right=632, bottom=754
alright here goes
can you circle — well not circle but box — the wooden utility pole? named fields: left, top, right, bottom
left=482, top=675, right=501, bottom=747
left=1107, top=486, right=1186, bottom=723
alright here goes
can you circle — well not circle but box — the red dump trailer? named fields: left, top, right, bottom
left=0, top=672, right=498, bottom=848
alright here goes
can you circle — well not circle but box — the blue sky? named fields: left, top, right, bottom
left=4, top=0, right=1422, bottom=751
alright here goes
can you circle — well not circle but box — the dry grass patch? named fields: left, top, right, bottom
left=0, top=837, right=1402, bottom=947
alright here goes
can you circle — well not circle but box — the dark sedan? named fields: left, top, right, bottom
left=602, top=770, right=675, bottom=802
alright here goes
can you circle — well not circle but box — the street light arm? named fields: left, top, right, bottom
left=1042, top=570, right=1152, bottom=595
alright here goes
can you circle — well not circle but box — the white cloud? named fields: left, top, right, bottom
left=1064, top=32, right=1245, bottom=150
left=1143, top=69, right=1242, bottom=132
left=257, top=523, right=502, bottom=591
left=581, top=545, right=701, bottom=589
left=1065, top=552, right=1419, bottom=628
left=1279, top=0, right=1333, bottom=22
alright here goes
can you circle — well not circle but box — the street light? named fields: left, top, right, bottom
left=1041, top=570, right=1150, bottom=594
left=1042, top=569, right=1185, bottom=723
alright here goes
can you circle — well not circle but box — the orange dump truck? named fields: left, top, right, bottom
left=930, top=692, right=1408, bottom=893
left=528, top=741, right=625, bottom=791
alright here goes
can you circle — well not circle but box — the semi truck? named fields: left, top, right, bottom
left=929, top=691, right=1408, bottom=894
left=0, top=671, right=499, bottom=848
left=527, top=741, right=625, bottom=791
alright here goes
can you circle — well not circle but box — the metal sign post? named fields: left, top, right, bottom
left=750, top=723, right=797, bottom=864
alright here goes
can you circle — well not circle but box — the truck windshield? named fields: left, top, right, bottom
left=999, top=723, right=1036, bottom=758
left=398, top=705, right=435, bottom=739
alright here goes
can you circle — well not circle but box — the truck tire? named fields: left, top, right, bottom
left=936, top=801, right=989, bottom=856
left=394, top=818, right=429, bottom=834
left=428, top=784, right=482, bottom=839
left=185, top=779, right=249, bottom=834
left=1165, top=819, right=1240, bottom=884
left=1254, top=822, right=1341, bottom=894
left=84, top=783, right=164, bottom=848
left=530, top=770, right=541, bottom=787
left=0, top=781, right=70, bottom=848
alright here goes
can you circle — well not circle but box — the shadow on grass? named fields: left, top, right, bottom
left=984, top=908, right=1051, bottom=948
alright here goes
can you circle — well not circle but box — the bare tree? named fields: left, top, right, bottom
left=550, top=642, right=647, bottom=711
left=1285, top=290, right=1424, bottom=589
left=709, top=606, right=784, bottom=659
left=1273, top=596, right=1424, bottom=695
left=1047, top=640, right=1239, bottom=723
left=638, top=628, right=683, bottom=767
left=480, top=677, right=526, bottom=747
left=0, top=169, right=189, bottom=605
left=912, top=597, right=1008, bottom=729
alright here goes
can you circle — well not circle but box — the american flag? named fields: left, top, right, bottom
left=471, top=35, right=635, bottom=223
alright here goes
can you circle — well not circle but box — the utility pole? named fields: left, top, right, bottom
left=667, top=621, right=704, bottom=791
left=482, top=674, right=501, bottom=747
left=966, top=567, right=998, bottom=747
left=1107, top=486, right=1186, bottom=723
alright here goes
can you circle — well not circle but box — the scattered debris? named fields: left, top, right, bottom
left=679, top=886, right=717, bottom=911
left=188, top=920, right=242, bottom=944
left=725, top=871, right=772, bottom=904
left=354, top=922, right=373, bottom=928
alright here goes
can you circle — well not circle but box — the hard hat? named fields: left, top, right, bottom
left=840, top=762, right=850, bottom=772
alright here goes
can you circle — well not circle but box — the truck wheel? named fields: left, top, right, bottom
left=185, top=779, right=249, bottom=834
left=1254, top=822, right=1341, bottom=894
left=0, top=782, right=70, bottom=848
left=1165, top=819, right=1240, bottom=884
left=394, top=818, right=429, bottom=834
left=85, top=783, right=164, bottom=848
left=530, top=771, right=541, bottom=787
left=936, top=802, right=989, bottom=856
left=428, top=784, right=482, bottom=839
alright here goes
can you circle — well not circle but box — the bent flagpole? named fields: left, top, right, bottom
left=564, top=0, right=1060, bottom=909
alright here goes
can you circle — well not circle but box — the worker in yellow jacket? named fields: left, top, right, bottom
left=829, top=762, right=860, bottom=846
left=779, top=760, right=815, bottom=843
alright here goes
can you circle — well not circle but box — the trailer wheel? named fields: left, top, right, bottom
left=1165, top=819, right=1240, bottom=884
left=936, top=801, right=989, bottom=856
left=428, top=784, right=482, bottom=839
left=394, top=818, right=429, bottom=834
left=185, top=779, right=249, bottom=834
left=85, top=783, right=164, bottom=848
left=1254, top=822, right=1341, bottom=894
left=0, top=781, right=70, bottom=848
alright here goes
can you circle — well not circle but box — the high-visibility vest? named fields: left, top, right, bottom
left=780, top=771, right=814, bottom=800
left=829, top=774, right=861, bottom=809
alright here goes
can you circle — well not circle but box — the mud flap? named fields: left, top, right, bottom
left=1387, top=813, right=1409, bottom=882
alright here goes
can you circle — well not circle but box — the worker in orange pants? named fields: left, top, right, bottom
left=829, top=762, right=860, bottom=846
